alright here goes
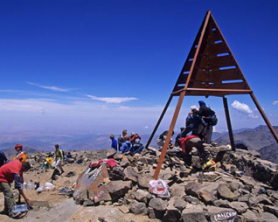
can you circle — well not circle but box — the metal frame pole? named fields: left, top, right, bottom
left=250, top=93, right=278, bottom=144
left=223, top=97, right=235, bottom=151
left=145, top=95, right=173, bottom=149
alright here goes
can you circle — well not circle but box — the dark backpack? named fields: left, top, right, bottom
left=210, top=114, right=218, bottom=126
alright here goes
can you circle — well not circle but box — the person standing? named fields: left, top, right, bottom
left=0, top=160, right=31, bottom=218
left=51, top=144, right=64, bottom=181
left=0, top=150, right=7, bottom=168
left=197, top=101, right=216, bottom=144
left=181, top=105, right=206, bottom=138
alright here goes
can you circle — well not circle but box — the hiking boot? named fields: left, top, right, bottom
left=0, top=210, right=8, bottom=215
left=202, top=159, right=216, bottom=170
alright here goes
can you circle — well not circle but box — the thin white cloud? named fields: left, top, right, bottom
left=231, top=100, right=259, bottom=119
left=144, top=126, right=149, bottom=129
left=27, top=82, right=71, bottom=92
left=87, top=95, right=137, bottom=104
left=273, top=101, right=278, bottom=106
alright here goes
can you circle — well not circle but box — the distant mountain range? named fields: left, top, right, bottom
left=215, top=125, right=278, bottom=163
left=1, top=125, right=278, bottom=163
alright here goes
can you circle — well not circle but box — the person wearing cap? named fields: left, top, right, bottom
left=181, top=105, right=206, bottom=138
left=13, top=144, right=26, bottom=162
left=0, top=160, right=31, bottom=218
left=110, top=134, right=118, bottom=150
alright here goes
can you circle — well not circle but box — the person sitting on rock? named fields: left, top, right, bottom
left=0, top=160, right=31, bottom=218
left=0, top=150, right=7, bottom=168
left=180, top=135, right=211, bottom=168
left=157, top=130, right=174, bottom=150
left=51, top=144, right=64, bottom=181
left=130, top=132, right=141, bottom=145
left=110, top=134, right=118, bottom=151
left=118, top=129, right=127, bottom=151
left=120, top=135, right=133, bottom=154
left=130, top=133, right=144, bottom=154
left=13, top=144, right=26, bottom=162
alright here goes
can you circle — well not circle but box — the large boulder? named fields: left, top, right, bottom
left=106, top=180, right=132, bottom=202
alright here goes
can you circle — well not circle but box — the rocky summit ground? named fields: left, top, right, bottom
left=1, top=144, right=278, bottom=222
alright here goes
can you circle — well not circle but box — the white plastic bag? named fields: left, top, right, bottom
left=149, top=179, right=170, bottom=197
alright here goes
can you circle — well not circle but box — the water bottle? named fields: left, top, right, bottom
left=28, top=180, right=33, bottom=190
left=13, top=204, right=28, bottom=213
left=23, top=181, right=27, bottom=191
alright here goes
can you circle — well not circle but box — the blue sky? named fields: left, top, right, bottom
left=0, top=0, right=277, bottom=135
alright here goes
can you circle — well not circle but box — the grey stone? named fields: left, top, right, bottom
left=106, top=180, right=132, bottom=202
left=173, top=197, right=187, bottom=211
left=106, top=148, right=116, bottom=158
left=213, top=199, right=230, bottom=208
left=163, top=205, right=181, bottom=222
left=207, top=206, right=238, bottom=222
left=184, top=195, right=200, bottom=204
left=184, top=181, right=201, bottom=197
left=123, top=166, right=138, bottom=182
left=260, top=212, right=278, bottom=222
left=129, top=200, right=148, bottom=215
left=149, top=197, right=168, bottom=219
left=181, top=204, right=207, bottom=222
left=133, top=189, right=149, bottom=203
left=138, top=174, right=152, bottom=189
left=228, top=201, right=248, bottom=214
left=263, top=205, right=278, bottom=218
left=242, top=210, right=260, bottom=222
left=169, top=183, right=186, bottom=198
left=218, top=184, right=240, bottom=201
left=200, top=189, right=217, bottom=204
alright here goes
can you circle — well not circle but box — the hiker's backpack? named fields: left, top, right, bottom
left=208, top=108, right=217, bottom=126
left=210, top=114, right=218, bottom=126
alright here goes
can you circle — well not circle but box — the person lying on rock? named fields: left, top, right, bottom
left=180, top=135, right=212, bottom=168
left=0, top=160, right=31, bottom=218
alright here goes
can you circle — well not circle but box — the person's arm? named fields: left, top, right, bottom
left=14, top=174, right=30, bottom=206
left=3, top=152, right=7, bottom=164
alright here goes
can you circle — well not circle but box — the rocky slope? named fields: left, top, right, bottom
left=1, top=144, right=278, bottom=222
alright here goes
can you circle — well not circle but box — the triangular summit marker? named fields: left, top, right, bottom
left=146, top=11, right=278, bottom=179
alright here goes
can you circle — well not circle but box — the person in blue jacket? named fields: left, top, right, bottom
left=0, top=150, right=7, bottom=168
left=120, top=136, right=133, bottom=153
left=110, top=134, right=118, bottom=150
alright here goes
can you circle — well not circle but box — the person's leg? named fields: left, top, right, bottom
left=0, top=182, right=15, bottom=217
left=56, top=159, right=64, bottom=174
left=206, top=125, right=213, bottom=144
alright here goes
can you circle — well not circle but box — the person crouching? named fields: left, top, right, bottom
left=0, top=160, right=31, bottom=218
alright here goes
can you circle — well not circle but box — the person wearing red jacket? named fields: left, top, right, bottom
left=0, top=160, right=31, bottom=218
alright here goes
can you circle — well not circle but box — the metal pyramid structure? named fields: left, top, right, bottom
left=146, top=11, right=278, bottom=179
